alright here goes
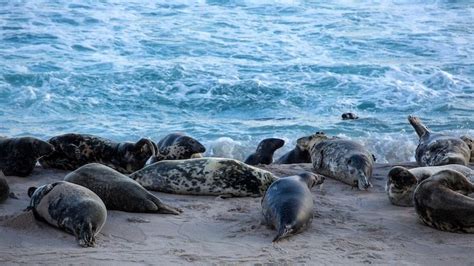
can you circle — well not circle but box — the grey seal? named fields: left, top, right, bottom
left=261, top=172, right=324, bottom=242
left=64, top=163, right=181, bottom=214
left=341, top=112, right=358, bottom=120
left=460, top=135, right=474, bottom=162
left=275, top=132, right=328, bottom=164
left=408, top=116, right=470, bottom=166
left=244, top=138, right=285, bottom=165
left=149, top=133, right=206, bottom=164
left=130, top=158, right=277, bottom=197
left=27, top=181, right=107, bottom=247
left=0, top=171, right=9, bottom=203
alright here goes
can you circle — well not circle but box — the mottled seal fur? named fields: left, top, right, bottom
left=460, top=135, right=474, bottom=162
left=130, top=158, right=277, bottom=197
left=27, top=181, right=107, bottom=247
left=149, top=133, right=206, bottom=164
left=39, top=133, right=155, bottom=174
left=275, top=132, right=328, bottom=164
left=310, top=139, right=374, bottom=190
left=262, top=172, right=324, bottom=242
left=414, top=170, right=474, bottom=233
left=386, top=164, right=474, bottom=207
left=0, top=171, right=9, bottom=203
left=0, top=137, right=54, bottom=177
left=408, top=116, right=470, bottom=166
left=341, top=112, right=358, bottom=120
left=64, top=163, right=181, bottom=214
left=244, top=138, right=285, bottom=165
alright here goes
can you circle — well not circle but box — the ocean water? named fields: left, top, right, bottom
left=0, top=0, right=473, bottom=163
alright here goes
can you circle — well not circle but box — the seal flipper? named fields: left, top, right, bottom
left=76, top=222, right=96, bottom=247
left=273, top=224, right=293, bottom=242
left=146, top=194, right=182, bottom=215
left=408, top=115, right=431, bottom=138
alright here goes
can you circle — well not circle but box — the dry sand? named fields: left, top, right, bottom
left=1, top=162, right=474, bottom=265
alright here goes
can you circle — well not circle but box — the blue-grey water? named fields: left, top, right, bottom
left=0, top=0, right=473, bottom=163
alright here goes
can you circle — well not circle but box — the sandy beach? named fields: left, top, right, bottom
left=0, top=162, right=473, bottom=265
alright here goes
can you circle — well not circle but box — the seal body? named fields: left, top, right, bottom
left=244, top=138, right=284, bottom=165
left=460, top=135, right=474, bottom=162
left=39, top=133, right=155, bottom=174
left=310, top=139, right=374, bottom=190
left=0, top=171, right=9, bottom=203
left=275, top=132, right=328, bottom=164
left=342, top=112, right=358, bottom=120
left=414, top=170, right=474, bottom=233
left=130, top=158, right=277, bottom=197
left=64, top=163, right=181, bottom=214
left=408, top=116, right=470, bottom=166
left=149, top=133, right=205, bottom=164
left=262, top=172, right=323, bottom=242
left=28, top=181, right=107, bottom=247
left=0, top=137, right=54, bottom=177
left=386, top=164, right=474, bottom=207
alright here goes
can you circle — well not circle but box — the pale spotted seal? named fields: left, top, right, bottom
left=130, top=158, right=277, bottom=197
left=149, top=133, right=205, bottom=164
left=244, top=138, right=285, bottom=165
left=408, top=116, right=470, bottom=166
left=275, top=132, right=328, bottom=164
left=64, top=163, right=181, bottom=214
left=27, top=181, right=107, bottom=247
left=262, top=172, right=324, bottom=242
left=0, top=137, right=54, bottom=177
left=39, top=133, right=155, bottom=174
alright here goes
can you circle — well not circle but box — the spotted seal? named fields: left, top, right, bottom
left=0, top=137, right=54, bottom=177
left=39, top=133, right=155, bottom=174
left=408, top=116, right=470, bottom=166
left=386, top=164, right=474, bottom=207
left=262, top=172, right=324, bottom=242
left=275, top=132, right=328, bottom=164
left=414, top=169, right=474, bottom=233
left=244, top=138, right=285, bottom=165
left=0, top=171, right=9, bottom=203
left=310, top=139, right=374, bottom=190
left=130, top=158, right=277, bottom=197
left=149, top=133, right=206, bottom=164
left=64, top=163, right=181, bottom=214
left=27, top=181, right=107, bottom=247
left=460, top=135, right=474, bottom=162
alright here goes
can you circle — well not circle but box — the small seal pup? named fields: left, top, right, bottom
left=386, top=164, right=474, bottom=207
left=262, top=172, right=324, bottom=242
left=39, top=133, right=155, bottom=174
left=414, top=170, right=474, bottom=233
left=341, top=112, right=358, bottom=120
left=0, top=137, right=54, bottom=177
left=0, top=171, right=10, bottom=203
left=130, top=158, right=277, bottom=197
left=408, top=116, right=470, bottom=166
left=27, top=181, right=107, bottom=247
left=310, top=139, right=374, bottom=190
left=460, top=135, right=474, bottom=162
left=244, top=138, right=285, bottom=165
left=149, top=133, right=206, bottom=164
left=275, top=132, right=329, bottom=164
left=64, top=163, right=181, bottom=214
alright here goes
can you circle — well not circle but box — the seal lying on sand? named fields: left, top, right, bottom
left=149, top=133, right=206, bottom=163
left=408, top=116, right=470, bottom=166
left=244, top=138, right=285, bottom=165
left=27, top=181, right=107, bottom=247
left=130, top=158, right=277, bottom=197
left=460, top=135, right=474, bottom=162
left=275, top=132, right=328, bottom=164
left=386, top=164, right=474, bottom=207
left=0, top=137, right=54, bottom=177
left=310, top=139, right=374, bottom=190
left=64, top=163, right=181, bottom=214
left=0, top=171, right=9, bottom=203
left=414, top=170, right=474, bottom=233
left=39, top=133, right=155, bottom=174
left=262, top=172, right=324, bottom=242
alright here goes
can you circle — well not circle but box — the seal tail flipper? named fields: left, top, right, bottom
left=147, top=194, right=182, bottom=215
left=77, top=222, right=96, bottom=248
left=408, top=115, right=430, bottom=138
left=272, top=225, right=293, bottom=242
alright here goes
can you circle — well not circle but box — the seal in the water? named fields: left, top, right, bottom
left=130, top=158, right=277, bottom=197
left=310, top=139, right=374, bottom=190
left=0, top=137, right=54, bottom=177
left=386, top=164, right=474, bottom=207
left=244, top=138, right=285, bottom=165
left=64, top=163, right=182, bottom=214
left=39, top=133, right=155, bottom=174
left=341, top=112, right=358, bottom=120
left=275, top=132, right=329, bottom=164
left=408, top=116, right=470, bottom=166
left=149, top=133, right=206, bottom=164
left=27, top=181, right=107, bottom=247
left=414, top=169, right=474, bottom=233
left=0, top=171, right=9, bottom=203
left=261, top=172, right=324, bottom=242
left=460, top=135, right=474, bottom=162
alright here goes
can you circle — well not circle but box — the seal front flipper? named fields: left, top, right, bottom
left=273, top=225, right=293, bottom=242
left=76, top=222, right=96, bottom=247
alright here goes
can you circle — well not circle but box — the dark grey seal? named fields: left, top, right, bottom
left=262, top=172, right=324, bottom=242
left=0, top=171, right=9, bottom=203
left=149, top=133, right=206, bottom=164
left=341, top=112, right=358, bottom=120
left=275, top=132, right=328, bottom=164
left=244, top=138, right=285, bottom=165
left=27, top=181, right=107, bottom=247
left=460, top=135, right=474, bottom=162
left=64, top=163, right=181, bottom=214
